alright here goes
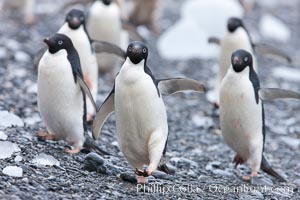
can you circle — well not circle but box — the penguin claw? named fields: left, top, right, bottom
left=64, top=147, right=81, bottom=154
left=242, top=171, right=258, bottom=181
left=135, top=168, right=148, bottom=177
left=36, top=131, right=56, bottom=141
left=233, top=154, right=245, bottom=168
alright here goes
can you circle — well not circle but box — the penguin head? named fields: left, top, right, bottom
left=126, top=41, right=148, bottom=64
left=100, top=0, right=112, bottom=6
left=66, top=9, right=85, bottom=30
left=227, top=17, right=244, bottom=33
left=231, top=49, right=253, bottom=72
left=44, top=34, right=74, bottom=54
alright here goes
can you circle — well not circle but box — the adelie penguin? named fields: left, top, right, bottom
left=220, top=49, right=300, bottom=182
left=37, top=33, right=97, bottom=154
left=35, top=9, right=126, bottom=121
left=208, top=17, right=291, bottom=105
left=92, top=41, right=206, bottom=183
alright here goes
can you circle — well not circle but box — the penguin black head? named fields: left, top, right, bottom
left=44, top=33, right=74, bottom=54
left=231, top=49, right=253, bottom=72
left=227, top=17, right=244, bottom=33
left=66, top=9, right=85, bottom=30
left=126, top=41, right=148, bottom=64
left=101, top=0, right=112, bottom=6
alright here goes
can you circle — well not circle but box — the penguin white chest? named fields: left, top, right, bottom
left=220, top=68, right=263, bottom=160
left=114, top=60, right=168, bottom=168
left=37, top=50, right=85, bottom=147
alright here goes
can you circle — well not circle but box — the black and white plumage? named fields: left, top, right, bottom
left=37, top=33, right=95, bottom=154
left=220, top=49, right=300, bottom=182
left=92, top=41, right=206, bottom=183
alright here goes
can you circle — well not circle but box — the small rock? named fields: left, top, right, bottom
left=14, top=155, right=22, bottom=162
left=212, top=169, right=233, bottom=176
left=14, top=51, right=31, bottom=62
left=84, top=152, right=122, bottom=176
left=250, top=176, right=273, bottom=186
left=0, top=111, right=24, bottom=128
left=0, top=47, right=7, bottom=59
left=280, top=136, right=300, bottom=148
left=2, top=166, right=23, bottom=177
left=0, top=131, right=8, bottom=140
left=192, top=115, right=213, bottom=128
left=119, top=172, right=137, bottom=183
left=31, top=153, right=60, bottom=167
left=151, top=170, right=170, bottom=180
left=26, top=83, right=38, bottom=94
left=6, top=39, right=21, bottom=50
left=24, top=114, right=41, bottom=125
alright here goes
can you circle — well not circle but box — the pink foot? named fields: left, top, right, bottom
left=64, top=147, right=81, bottom=154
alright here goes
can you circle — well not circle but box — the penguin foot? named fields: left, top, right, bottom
left=64, top=147, right=81, bottom=154
left=136, top=175, right=148, bottom=184
left=242, top=171, right=258, bottom=181
left=233, top=154, right=245, bottom=168
left=36, top=131, right=56, bottom=141
left=135, top=168, right=148, bottom=177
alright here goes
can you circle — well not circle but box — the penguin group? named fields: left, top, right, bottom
left=30, top=0, right=300, bottom=184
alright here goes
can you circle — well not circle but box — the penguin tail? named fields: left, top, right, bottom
left=261, top=154, right=287, bottom=182
left=82, top=135, right=110, bottom=155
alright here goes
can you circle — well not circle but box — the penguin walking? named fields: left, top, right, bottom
left=86, top=0, right=125, bottom=72
left=37, top=33, right=96, bottom=154
left=208, top=17, right=291, bottom=105
left=220, top=49, right=300, bottom=182
left=92, top=41, right=206, bottom=183
left=34, top=8, right=126, bottom=121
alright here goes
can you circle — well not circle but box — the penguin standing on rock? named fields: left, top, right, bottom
left=92, top=41, right=206, bottom=183
left=220, top=49, right=300, bottom=182
left=208, top=17, right=291, bottom=105
left=37, top=33, right=96, bottom=154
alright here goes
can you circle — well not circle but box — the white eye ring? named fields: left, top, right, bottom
left=244, top=57, right=248, bottom=62
left=143, top=48, right=147, bottom=53
left=58, top=40, right=63, bottom=45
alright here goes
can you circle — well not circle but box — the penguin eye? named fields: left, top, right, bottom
left=244, top=57, right=248, bottom=62
left=142, top=48, right=147, bottom=53
left=58, top=40, right=63, bottom=45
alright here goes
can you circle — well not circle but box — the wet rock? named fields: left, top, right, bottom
left=119, top=172, right=137, bottom=183
left=151, top=170, right=170, bottom=180
left=31, top=153, right=60, bottom=167
left=0, top=111, right=24, bottom=128
left=84, top=152, right=122, bottom=176
left=2, top=166, right=23, bottom=177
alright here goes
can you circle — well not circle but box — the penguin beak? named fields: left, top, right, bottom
left=69, top=17, right=81, bottom=29
left=232, top=56, right=242, bottom=66
left=43, top=38, right=51, bottom=46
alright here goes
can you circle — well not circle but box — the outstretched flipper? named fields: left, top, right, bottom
left=208, top=36, right=221, bottom=45
left=157, top=78, right=206, bottom=95
left=92, top=89, right=115, bottom=140
left=76, top=75, right=97, bottom=112
left=92, top=40, right=126, bottom=59
left=254, top=43, right=292, bottom=63
left=261, top=154, right=287, bottom=182
left=259, top=88, right=300, bottom=101
left=122, top=20, right=145, bottom=42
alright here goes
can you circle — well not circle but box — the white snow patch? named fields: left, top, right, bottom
left=2, top=166, right=23, bottom=177
left=0, top=111, right=24, bottom=128
left=158, top=0, right=244, bottom=60
left=0, top=141, right=21, bottom=159
left=0, top=131, right=8, bottom=140
left=259, top=14, right=291, bottom=42
left=31, top=153, right=60, bottom=167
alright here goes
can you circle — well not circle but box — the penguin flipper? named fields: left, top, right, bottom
left=157, top=78, right=206, bottom=95
left=92, top=40, right=126, bottom=59
left=92, top=90, right=115, bottom=140
left=208, top=36, right=221, bottom=45
left=259, top=88, right=300, bottom=101
left=121, top=20, right=145, bottom=42
left=76, top=75, right=97, bottom=112
left=261, top=154, right=287, bottom=182
left=254, top=43, right=292, bottom=63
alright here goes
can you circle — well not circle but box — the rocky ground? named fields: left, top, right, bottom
left=0, top=0, right=299, bottom=199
